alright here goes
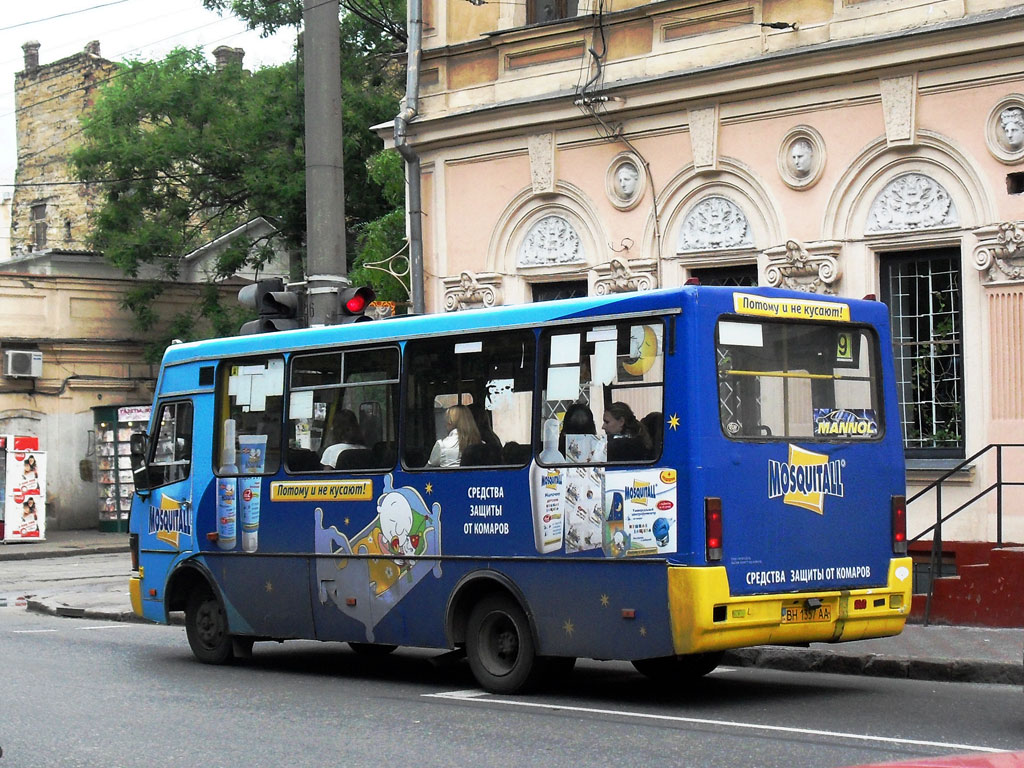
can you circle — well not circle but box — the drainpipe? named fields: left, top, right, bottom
left=394, top=0, right=425, bottom=314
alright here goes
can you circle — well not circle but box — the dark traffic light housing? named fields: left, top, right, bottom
left=238, top=278, right=303, bottom=335
left=337, top=285, right=376, bottom=323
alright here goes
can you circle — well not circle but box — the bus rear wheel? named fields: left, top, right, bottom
left=466, top=595, right=538, bottom=694
left=632, top=651, right=724, bottom=683
left=185, top=589, right=234, bottom=665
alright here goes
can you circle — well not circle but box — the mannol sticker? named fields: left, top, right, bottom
left=767, top=444, right=845, bottom=515
left=733, top=292, right=850, bottom=322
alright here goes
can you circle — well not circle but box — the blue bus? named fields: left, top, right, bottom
left=128, top=285, right=912, bottom=693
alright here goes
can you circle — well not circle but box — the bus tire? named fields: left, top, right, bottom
left=632, top=651, right=723, bottom=683
left=185, top=588, right=234, bottom=665
left=466, top=594, right=538, bottom=694
left=348, top=642, right=398, bottom=656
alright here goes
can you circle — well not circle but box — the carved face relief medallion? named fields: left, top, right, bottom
left=778, top=126, right=825, bottom=189
left=987, top=97, right=1024, bottom=164
left=606, top=154, right=645, bottom=211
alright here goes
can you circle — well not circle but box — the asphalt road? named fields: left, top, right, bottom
left=2, top=606, right=1022, bottom=768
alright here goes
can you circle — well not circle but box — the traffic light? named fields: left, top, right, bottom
left=238, top=278, right=303, bottom=334
left=337, top=285, right=376, bottom=323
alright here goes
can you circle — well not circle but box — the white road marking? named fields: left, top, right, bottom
left=423, top=690, right=1005, bottom=753
left=11, top=629, right=58, bottom=633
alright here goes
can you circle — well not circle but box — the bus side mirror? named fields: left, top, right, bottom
left=130, top=432, right=151, bottom=497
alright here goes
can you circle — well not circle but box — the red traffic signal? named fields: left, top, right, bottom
left=338, top=286, right=376, bottom=323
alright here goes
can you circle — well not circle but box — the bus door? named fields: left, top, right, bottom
left=135, top=399, right=196, bottom=622
left=286, top=345, right=424, bottom=645
left=205, top=356, right=316, bottom=639
left=709, top=308, right=902, bottom=599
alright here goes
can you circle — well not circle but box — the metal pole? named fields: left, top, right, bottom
left=395, top=0, right=425, bottom=314
left=924, top=484, right=942, bottom=627
left=303, top=0, right=348, bottom=325
left=996, top=444, right=1003, bottom=546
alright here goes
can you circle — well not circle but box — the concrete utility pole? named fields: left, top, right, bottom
left=303, top=0, right=348, bottom=325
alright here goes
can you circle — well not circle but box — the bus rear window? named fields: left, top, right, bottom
left=716, top=319, right=882, bottom=441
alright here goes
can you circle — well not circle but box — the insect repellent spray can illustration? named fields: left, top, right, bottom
left=530, top=418, right=565, bottom=553
left=237, top=434, right=267, bottom=553
left=216, top=419, right=238, bottom=550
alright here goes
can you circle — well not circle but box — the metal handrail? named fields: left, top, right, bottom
left=907, top=443, right=1024, bottom=625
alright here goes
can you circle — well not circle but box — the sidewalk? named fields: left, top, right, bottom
left=3, top=529, right=1021, bottom=685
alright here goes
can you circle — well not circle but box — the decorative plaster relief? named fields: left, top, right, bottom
left=986, top=95, right=1024, bottom=165
left=689, top=105, right=718, bottom=172
left=764, top=240, right=841, bottom=295
left=677, top=196, right=753, bottom=252
left=879, top=74, right=917, bottom=146
left=777, top=126, right=825, bottom=190
left=442, top=270, right=504, bottom=311
left=606, top=153, right=645, bottom=211
left=528, top=133, right=555, bottom=194
left=865, top=173, right=958, bottom=233
left=973, top=222, right=1024, bottom=284
left=517, top=214, right=585, bottom=266
left=592, top=258, right=658, bottom=295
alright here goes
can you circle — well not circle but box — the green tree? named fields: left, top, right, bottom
left=73, top=49, right=305, bottom=355
left=74, top=1, right=408, bottom=355
left=205, top=0, right=409, bottom=293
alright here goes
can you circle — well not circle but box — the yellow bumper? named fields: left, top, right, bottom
left=668, top=557, right=913, bottom=654
left=129, top=576, right=143, bottom=618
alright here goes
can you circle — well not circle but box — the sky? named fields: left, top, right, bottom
left=0, top=0, right=299, bottom=190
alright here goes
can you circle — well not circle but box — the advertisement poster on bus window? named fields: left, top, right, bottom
left=603, top=468, right=677, bottom=557
left=3, top=449, right=46, bottom=542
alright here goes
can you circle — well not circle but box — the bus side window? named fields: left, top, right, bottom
left=539, top=321, right=664, bottom=465
left=148, top=401, right=193, bottom=487
left=286, top=347, right=399, bottom=472
left=403, top=331, right=535, bottom=469
left=216, top=356, right=285, bottom=475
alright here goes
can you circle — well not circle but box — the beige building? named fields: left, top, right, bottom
left=1, top=42, right=286, bottom=530
left=389, top=0, right=1024, bottom=544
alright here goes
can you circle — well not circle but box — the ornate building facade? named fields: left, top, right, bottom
left=387, top=0, right=1024, bottom=542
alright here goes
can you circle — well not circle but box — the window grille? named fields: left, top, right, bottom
left=881, top=250, right=964, bottom=456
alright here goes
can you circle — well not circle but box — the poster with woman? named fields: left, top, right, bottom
left=3, top=449, right=46, bottom=542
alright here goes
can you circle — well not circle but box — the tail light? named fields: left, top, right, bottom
left=891, top=495, right=907, bottom=555
left=705, top=497, right=723, bottom=561
left=129, top=533, right=139, bottom=572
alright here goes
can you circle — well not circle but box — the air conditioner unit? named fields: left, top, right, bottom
left=3, top=350, right=43, bottom=378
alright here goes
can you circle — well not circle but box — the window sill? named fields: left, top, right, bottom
left=906, top=458, right=974, bottom=486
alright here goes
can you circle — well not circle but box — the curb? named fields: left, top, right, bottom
left=723, top=647, right=1024, bottom=686
left=24, top=598, right=152, bottom=624
left=0, top=545, right=129, bottom=562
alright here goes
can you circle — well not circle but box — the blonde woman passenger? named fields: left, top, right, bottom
left=428, top=404, right=481, bottom=467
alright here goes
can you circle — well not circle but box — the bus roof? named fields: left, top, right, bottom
left=159, top=284, right=887, bottom=366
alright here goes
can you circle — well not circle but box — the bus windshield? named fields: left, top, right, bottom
left=716, top=319, right=881, bottom=441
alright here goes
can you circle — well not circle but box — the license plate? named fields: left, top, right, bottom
left=781, top=604, right=832, bottom=623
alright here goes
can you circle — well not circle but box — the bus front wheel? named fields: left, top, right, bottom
left=466, top=595, right=538, bottom=694
left=185, top=589, right=234, bottom=665
left=632, top=651, right=724, bottom=683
